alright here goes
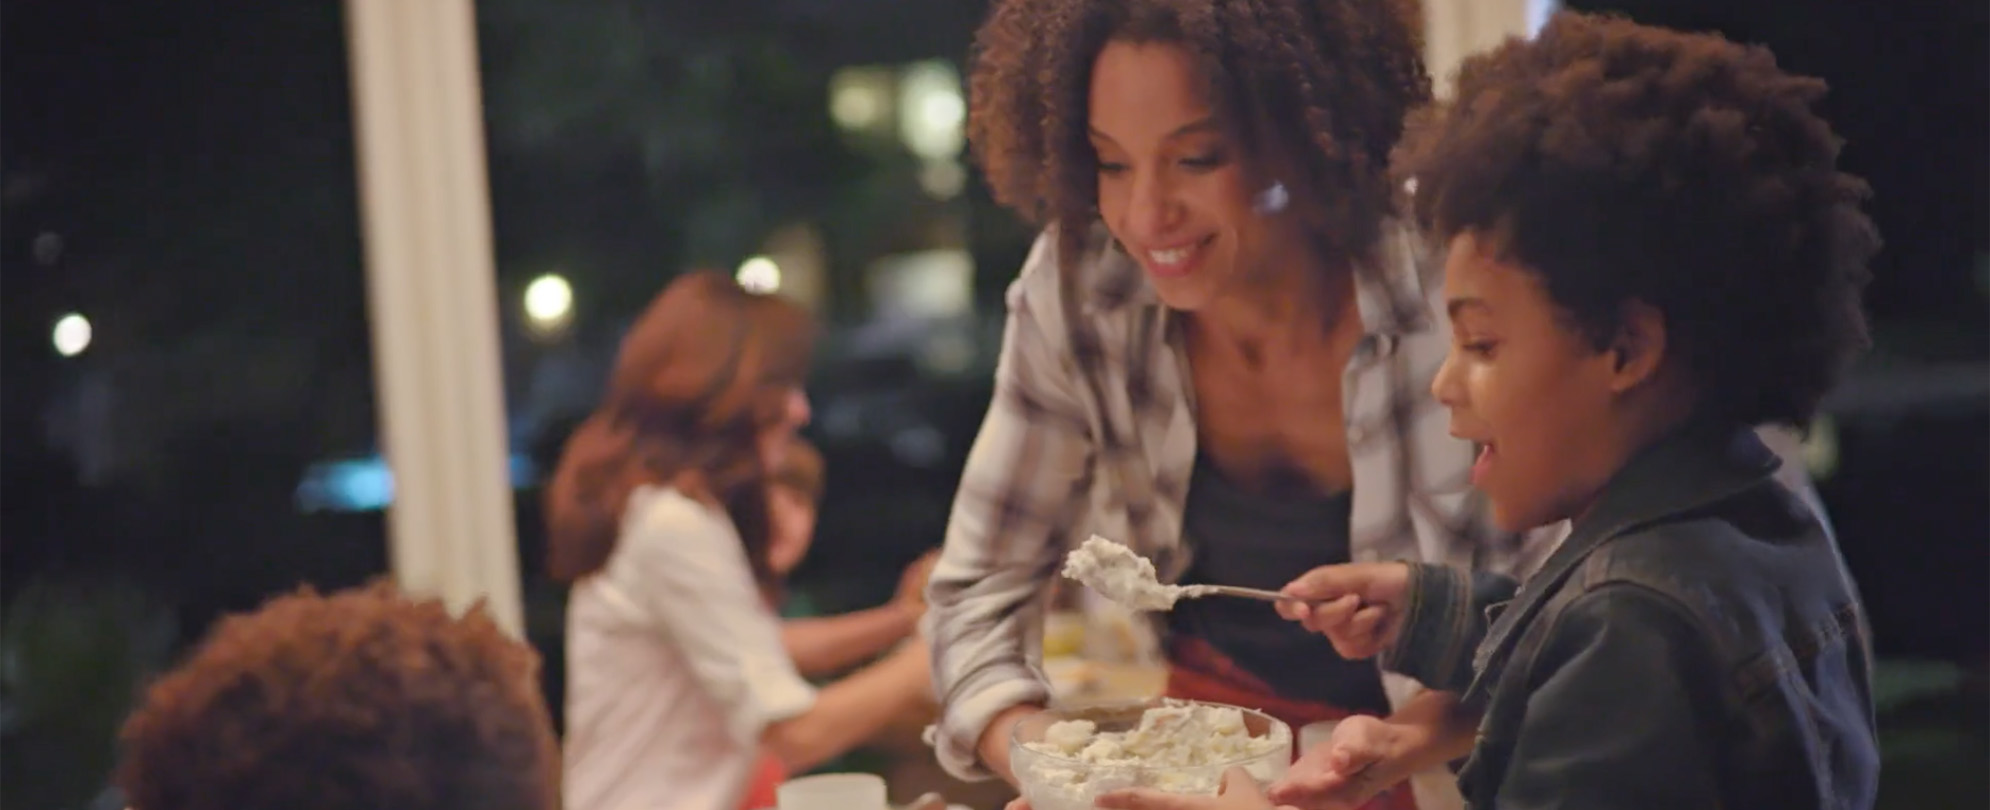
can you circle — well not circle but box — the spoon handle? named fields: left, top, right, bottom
left=1183, top=584, right=1302, bottom=603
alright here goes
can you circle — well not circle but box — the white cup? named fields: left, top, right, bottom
left=776, top=772, right=888, bottom=810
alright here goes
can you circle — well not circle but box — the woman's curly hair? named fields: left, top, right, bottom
left=1397, top=12, right=1878, bottom=428
left=117, top=583, right=558, bottom=810
left=967, top=0, right=1430, bottom=270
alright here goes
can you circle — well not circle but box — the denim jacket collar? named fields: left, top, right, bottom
left=1466, top=418, right=1783, bottom=700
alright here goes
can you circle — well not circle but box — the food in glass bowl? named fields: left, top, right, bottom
left=1010, top=698, right=1292, bottom=810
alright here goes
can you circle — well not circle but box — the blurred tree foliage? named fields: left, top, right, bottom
left=0, top=575, right=176, bottom=810
left=474, top=0, right=988, bottom=325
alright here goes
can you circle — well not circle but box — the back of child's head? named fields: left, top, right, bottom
left=1397, top=11, right=1877, bottom=429
left=117, top=582, right=559, bottom=810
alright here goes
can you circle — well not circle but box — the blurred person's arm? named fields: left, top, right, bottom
left=763, top=639, right=933, bottom=773
left=615, top=491, right=929, bottom=774
left=782, top=607, right=919, bottom=677
left=925, top=233, right=1097, bottom=784
left=781, top=552, right=936, bottom=677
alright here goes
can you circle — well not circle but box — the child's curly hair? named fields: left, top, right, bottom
left=967, top=0, right=1429, bottom=270
left=117, top=582, right=558, bottom=810
left=1398, top=12, right=1878, bottom=428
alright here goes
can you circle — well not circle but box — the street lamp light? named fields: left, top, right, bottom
left=53, top=312, right=92, bottom=357
left=736, top=256, right=782, bottom=294
left=524, top=273, right=573, bottom=336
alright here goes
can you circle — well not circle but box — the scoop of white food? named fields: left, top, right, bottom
left=1062, top=535, right=1211, bottom=611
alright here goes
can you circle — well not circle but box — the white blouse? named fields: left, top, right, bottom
left=562, top=486, right=816, bottom=810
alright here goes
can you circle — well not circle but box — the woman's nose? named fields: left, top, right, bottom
left=1119, top=170, right=1183, bottom=242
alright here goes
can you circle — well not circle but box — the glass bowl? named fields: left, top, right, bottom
left=1009, top=698, right=1292, bottom=810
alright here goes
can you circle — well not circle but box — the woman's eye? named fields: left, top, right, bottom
left=1460, top=340, right=1497, bottom=359
left=1180, top=153, right=1224, bottom=171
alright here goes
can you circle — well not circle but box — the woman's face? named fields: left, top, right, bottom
left=1088, top=39, right=1304, bottom=311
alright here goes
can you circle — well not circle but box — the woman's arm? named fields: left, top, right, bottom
left=781, top=603, right=920, bottom=677
left=926, top=232, right=1098, bottom=783
left=761, top=639, right=933, bottom=773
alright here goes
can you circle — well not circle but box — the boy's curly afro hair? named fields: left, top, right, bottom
left=1397, top=12, right=1878, bottom=428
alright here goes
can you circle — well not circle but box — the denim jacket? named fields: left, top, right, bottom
left=1385, top=423, right=1879, bottom=810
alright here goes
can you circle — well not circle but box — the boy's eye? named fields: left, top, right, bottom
left=1460, top=340, right=1498, bottom=359
left=1097, top=161, right=1129, bottom=175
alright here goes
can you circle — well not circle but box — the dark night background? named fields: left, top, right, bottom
left=2, top=1, right=1984, bottom=808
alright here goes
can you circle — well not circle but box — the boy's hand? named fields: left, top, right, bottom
left=1275, top=563, right=1411, bottom=660
left=1268, top=716, right=1407, bottom=809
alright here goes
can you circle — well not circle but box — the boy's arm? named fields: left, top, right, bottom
left=1381, top=564, right=1518, bottom=693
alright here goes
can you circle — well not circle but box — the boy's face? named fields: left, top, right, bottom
left=1431, top=232, right=1640, bottom=532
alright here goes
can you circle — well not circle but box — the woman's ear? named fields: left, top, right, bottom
left=1607, top=300, right=1669, bottom=393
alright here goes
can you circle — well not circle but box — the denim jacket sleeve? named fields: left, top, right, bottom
left=1381, top=563, right=1518, bottom=693
left=1491, top=583, right=1728, bottom=809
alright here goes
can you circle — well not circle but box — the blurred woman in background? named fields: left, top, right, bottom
left=548, top=271, right=931, bottom=810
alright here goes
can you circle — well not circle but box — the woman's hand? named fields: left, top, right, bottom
left=1274, top=563, right=1411, bottom=660
left=1094, top=767, right=1292, bottom=810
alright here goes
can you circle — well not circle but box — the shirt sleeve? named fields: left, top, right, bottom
left=609, top=489, right=817, bottom=749
left=1382, top=563, right=1517, bottom=693
left=923, top=231, right=1098, bottom=781
left=1491, top=584, right=1726, bottom=809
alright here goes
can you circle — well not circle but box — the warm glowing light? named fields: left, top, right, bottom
left=524, top=273, right=574, bottom=328
left=736, top=256, right=782, bottom=293
left=53, top=313, right=92, bottom=357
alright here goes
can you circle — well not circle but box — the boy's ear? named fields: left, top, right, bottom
left=1606, top=300, right=1668, bottom=393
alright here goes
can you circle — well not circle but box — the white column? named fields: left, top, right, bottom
left=1422, top=0, right=1554, bottom=98
left=343, top=0, right=524, bottom=636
